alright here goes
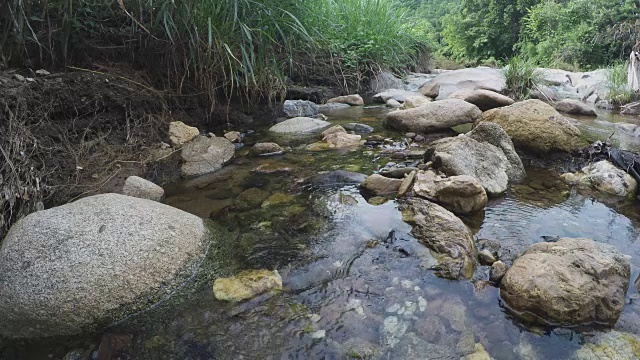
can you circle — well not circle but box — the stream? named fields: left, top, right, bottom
left=7, top=105, right=640, bottom=359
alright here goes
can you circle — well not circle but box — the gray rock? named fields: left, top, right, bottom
left=418, top=81, right=440, bottom=98
left=621, top=101, right=640, bottom=115
left=561, top=160, right=638, bottom=198
left=425, top=135, right=511, bottom=195
left=181, top=136, right=235, bottom=177
left=555, top=99, right=597, bottom=116
left=413, top=170, right=488, bottom=214
left=0, top=193, right=210, bottom=339
left=402, top=198, right=477, bottom=279
left=478, top=249, right=497, bottom=265
left=400, top=94, right=433, bottom=109
left=121, top=176, right=164, bottom=201
left=431, top=68, right=506, bottom=99
left=370, top=71, right=405, bottom=92
left=269, top=117, right=330, bottom=134
left=489, top=261, right=508, bottom=284
left=397, top=170, right=417, bottom=198
left=13, top=74, right=25, bottom=82
left=573, top=331, right=640, bottom=360
left=344, top=123, right=374, bottom=134
left=35, top=69, right=50, bottom=77
left=384, top=99, right=482, bottom=133
left=386, top=99, right=402, bottom=108
left=168, top=121, right=199, bottom=146
left=361, top=174, right=403, bottom=196
left=596, top=100, right=615, bottom=110
left=380, top=167, right=419, bottom=179
left=283, top=100, right=319, bottom=118
left=467, top=122, right=526, bottom=183
left=327, top=94, right=364, bottom=106
left=310, top=170, right=367, bottom=189
left=373, top=89, right=426, bottom=104
left=501, top=238, right=630, bottom=326
left=449, top=89, right=515, bottom=111
left=250, top=142, right=283, bottom=156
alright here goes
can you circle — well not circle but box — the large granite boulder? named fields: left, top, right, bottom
left=431, top=68, right=506, bottom=99
left=181, top=136, right=235, bottom=177
left=555, top=99, right=597, bottom=116
left=121, top=176, right=164, bottom=201
left=0, top=194, right=211, bottom=339
left=401, top=198, right=477, bottom=279
left=561, top=160, right=638, bottom=198
left=448, top=89, right=515, bottom=111
left=500, top=238, right=630, bottom=326
left=479, top=99, right=585, bottom=153
left=413, top=170, right=487, bottom=214
left=310, top=170, right=367, bottom=189
left=424, top=135, right=512, bottom=195
left=361, top=174, right=403, bottom=196
left=418, top=81, right=440, bottom=98
left=283, top=100, right=319, bottom=118
left=467, top=122, right=526, bottom=183
left=269, top=117, right=331, bottom=134
left=384, top=99, right=482, bottom=133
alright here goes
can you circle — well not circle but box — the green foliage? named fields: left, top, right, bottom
left=607, top=62, right=634, bottom=105
left=502, top=56, right=543, bottom=100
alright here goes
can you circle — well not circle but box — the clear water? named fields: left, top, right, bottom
left=5, top=106, right=640, bottom=359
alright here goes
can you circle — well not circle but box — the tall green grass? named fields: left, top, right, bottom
left=607, top=62, right=634, bottom=105
left=503, top=56, right=543, bottom=100
left=1, top=0, right=430, bottom=103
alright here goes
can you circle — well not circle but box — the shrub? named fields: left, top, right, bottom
left=607, top=62, right=634, bottom=105
left=502, top=56, right=543, bottom=100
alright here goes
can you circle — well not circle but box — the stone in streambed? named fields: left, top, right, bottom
left=418, top=81, right=440, bottom=98
left=283, top=100, right=318, bottom=118
left=449, top=89, right=515, bottom=111
left=213, top=269, right=282, bottom=302
left=344, top=123, right=374, bottom=134
left=269, top=117, right=330, bottom=134
left=180, top=136, right=235, bottom=177
left=412, top=170, right=487, bottom=214
left=233, top=188, right=270, bottom=211
left=555, top=99, right=597, bottom=116
left=561, top=160, right=637, bottom=198
left=489, top=261, right=508, bottom=284
left=327, top=94, right=364, bottom=106
left=467, top=122, right=526, bottom=183
left=361, top=174, right=403, bottom=196
left=384, top=99, right=481, bottom=133
left=250, top=142, right=283, bottom=156
left=168, top=121, right=199, bottom=146
left=121, top=176, right=164, bottom=201
left=310, top=170, right=367, bottom=189
left=572, top=331, right=640, bottom=360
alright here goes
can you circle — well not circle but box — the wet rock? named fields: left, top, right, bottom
left=250, top=142, right=283, bottom=156
left=467, top=122, right=526, bottom=183
left=261, top=193, right=295, bottom=208
left=269, top=117, right=330, bottom=134
left=361, top=174, right=403, bottom=196
left=561, top=160, right=638, bottom=198
left=344, top=123, right=374, bottom=134
left=555, top=99, right=597, bottom=116
left=413, top=170, right=487, bottom=214
left=323, top=132, right=362, bottom=149
left=121, top=176, right=164, bottom=201
left=621, top=101, right=640, bottom=115
left=283, top=99, right=319, bottom=118
left=418, top=81, right=440, bottom=98
left=381, top=316, right=409, bottom=347
left=425, top=135, right=511, bottom=195
left=402, top=198, right=476, bottom=279
left=386, top=99, right=402, bottom=108
left=213, top=269, right=283, bottom=302
left=233, top=188, right=270, bottom=211
left=97, top=334, right=133, bottom=360
left=400, top=94, right=432, bottom=109
left=35, top=69, right=50, bottom=77
left=0, top=194, right=209, bottom=339
left=530, top=84, right=558, bottom=102
left=13, top=74, right=26, bottom=82
left=500, top=238, right=630, bottom=326
left=431, top=67, right=506, bottom=99
left=223, top=131, right=242, bottom=143
left=397, top=170, right=417, bottom=198
left=380, top=167, right=419, bottom=179
left=462, top=343, right=492, bottom=360
left=479, top=99, right=585, bottom=153
left=63, top=349, right=85, bottom=360
left=341, top=338, right=380, bottom=359
left=489, top=261, right=508, bottom=284
left=318, top=102, right=351, bottom=112
left=384, top=99, right=482, bottom=133
left=321, top=125, right=346, bottom=137
left=370, top=71, right=405, bottom=92
left=572, top=331, right=640, bottom=360
left=181, top=136, right=235, bottom=177
left=449, top=89, right=515, bottom=111
left=168, top=121, right=199, bottom=146
left=327, top=94, right=364, bottom=106
left=310, top=170, right=367, bottom=189
left=373, top=89, right=425, bottom=104
left=386, top=332, right=452, bottom=359
left=478, top=249, right=496, bottom=265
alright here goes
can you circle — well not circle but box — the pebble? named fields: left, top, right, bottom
left=478, top=249, right=497, bottom=266
left=418, top=296, right=427, bottom=312
left=311, top=330, right=326, bottom=339
left=13, top=74, right=25, bottom=82
left=35, top=69, right=50, bottom=76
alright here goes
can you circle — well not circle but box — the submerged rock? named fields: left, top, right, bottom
left=425, top=135, right=511, bottom=195
left=479, top=99, right=585, bottom=153
left=233, top=188, right=270, bottom=211
left=462, top=343, right=492, bottom=360
left=500, top=238, right=630, bottom=326
left=213, top=269, right=282, bottom=302
left=361, top=174, right=403, bottom=196
left=121, top=176, right=164, bottom=201
left=318, top=102, right=351, bottom=112
left=402, top=198, right=477, bottom=279
left=0, top=194, right=210, bottom=339
left=283, top=99, right=319, bottom=118
left=180, top=136, right=235, bottom=177
left=555, top=99, right=597, bottom=116
left=413, top=170, right=487, bottom=214
left=573, top=331, right=640, bottom=360
left=269, top=117, right=330, bottom=134
left=344, top=123, right=374, bottom=134
left=449, top=89, right=515, bottom=111
left=561, top=160, right=638, bottom=198
left=323, top=132, right=362, bottom=149
left=327, top=94, right=364, bottom=106
left=168, top=121, right=199, bottom=146
left=310, top=170, right=367, bottom=189
left=384, top=99, right=482, bottom=133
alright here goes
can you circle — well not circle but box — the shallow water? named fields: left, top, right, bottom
left=6, top=105, right=640, bottom=359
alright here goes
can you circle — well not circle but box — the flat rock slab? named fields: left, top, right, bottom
left=181, top=136, right=235, bottom=177
left=555, top=99, right=597, bottom=116
left=448, top=89, right=514, bottom=111
left=431, top=68, right=506, bottom=99
left=269, top=117, right=331, bottom=134
left=0, top=193, right=209, bottom=339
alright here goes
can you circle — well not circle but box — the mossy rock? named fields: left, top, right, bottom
left=233, top=188, right=270, bottom=211
left=262, top=193, right=296, bottom=208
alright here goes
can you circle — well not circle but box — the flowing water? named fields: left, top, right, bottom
left=6, top=106, right=640, bottom=359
